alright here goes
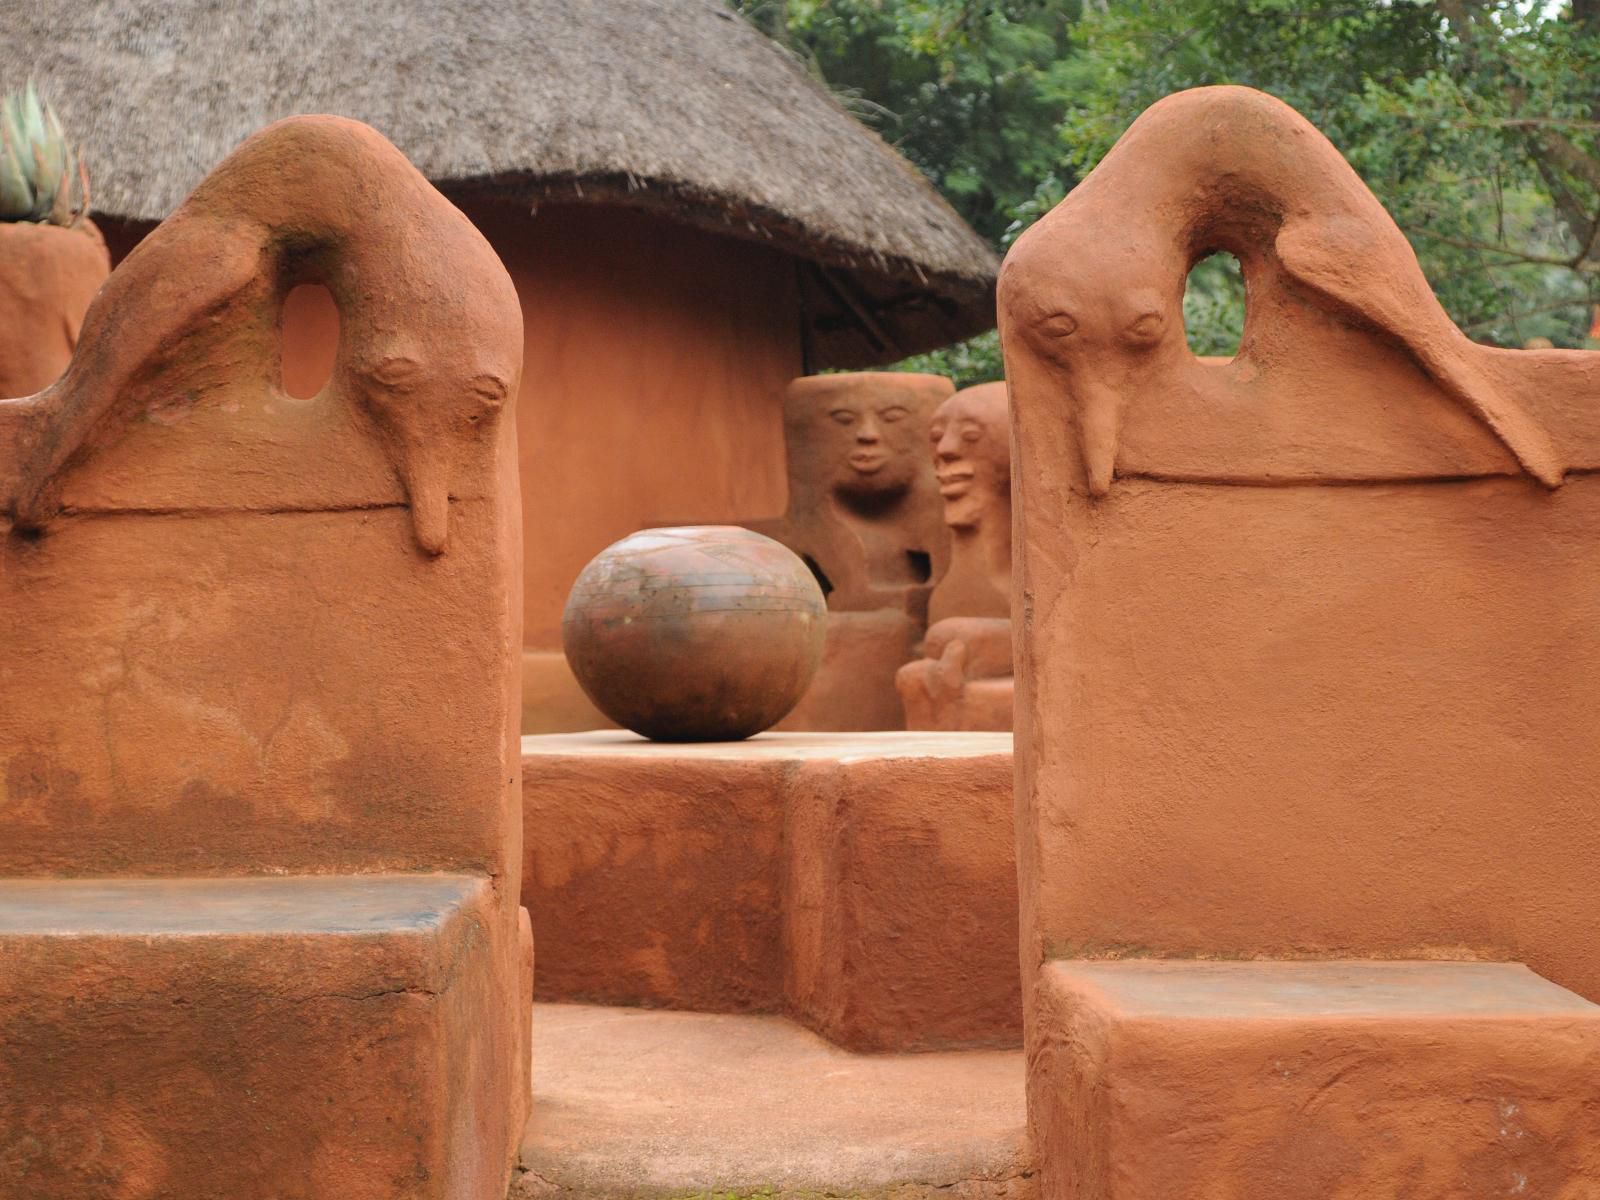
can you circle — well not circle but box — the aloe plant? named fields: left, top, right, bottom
left=0, top=81, right=87, bottom=226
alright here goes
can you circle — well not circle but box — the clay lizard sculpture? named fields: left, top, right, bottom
left=3, top=115, right=522, bottom=554
left=1000, top=85, right=1563, bottom=496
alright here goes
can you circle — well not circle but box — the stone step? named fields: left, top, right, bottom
left=0, top=873, right=516, bottom=1200
left=514, top=1002, right=1030, bottom=1200
left=1032, top=959, right=1600, bottom=1199
left=521, top=729, right=1019, bottom=1052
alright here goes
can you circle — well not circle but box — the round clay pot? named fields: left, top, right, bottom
left=562, top=526, right=827, bottom=741
left=0, top=219, right=110, bottom=399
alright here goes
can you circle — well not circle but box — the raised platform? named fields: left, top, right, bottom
left=522, top=730, right=1018, bottom=1051
left=514, top=1002, right=1031, bottom=1199
left=0, top=874, right=512, bottom=1200
left=1031, top=959, right=1600, bottom=1199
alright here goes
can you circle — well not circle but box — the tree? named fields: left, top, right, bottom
left=1064, top=0, right=1600, bottom=351
left=737, top=1, right=1600, bottom=374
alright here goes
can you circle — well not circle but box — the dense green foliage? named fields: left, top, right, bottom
left=735, top=0, right=1600, bottom=381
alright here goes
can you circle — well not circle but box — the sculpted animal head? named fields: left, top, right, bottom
left=349, top=341, right=514, bottom=556
left=1000, top=207, right=1190, bottom=495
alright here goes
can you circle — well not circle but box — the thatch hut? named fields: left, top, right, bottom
left=5, top=0, right=998, bottom=728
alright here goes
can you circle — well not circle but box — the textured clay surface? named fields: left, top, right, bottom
left=0, top=219, right=109, bottom=400
left=0, top=116, right=530, bottom=1198
left=515, top=1003, right=1029, bottom=1200
left=0, top=876, right=501, bottom=1198
left=1000, top=85, right=1600, bottom=1009
left=1031, top=960, right=1600, bottom=1199
left=522, top=731, right=1020, bottom=1050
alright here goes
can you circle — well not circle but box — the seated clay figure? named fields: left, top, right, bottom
left=752, top=371, right=952, bottom=616
left=898, top=382, right=1014, bottom=731
left=897, top=616, right=1013, bottom=731
left=744, top=372, right=953, bottom=729
left=928, top=381, right=1010, bottom=624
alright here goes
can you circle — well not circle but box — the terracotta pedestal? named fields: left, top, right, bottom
left=521, top=731, right=1020, bottom=1051
left=0, top=219, right=109, bottom=398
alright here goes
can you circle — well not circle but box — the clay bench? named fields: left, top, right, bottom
left=1032, top=960, right=1600, bottom=1196
left=0, top=875, right=506, bottom=1191
left=522, top=729, right=1020, bottom=1051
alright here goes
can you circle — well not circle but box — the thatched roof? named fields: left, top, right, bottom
left=3, top=0, right=998, bottom=366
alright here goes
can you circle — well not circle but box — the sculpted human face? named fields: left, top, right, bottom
left=823, top=391, right=920, bottom=499
left=930, top=386, right=1010, bottom=530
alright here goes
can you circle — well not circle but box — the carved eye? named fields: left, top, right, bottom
left=962, top=424, right=983, bottom=443
left=470, top=375, right=510, bottom=406
left=368, top=356, right=424, bottom=392
left=830, top=409, right=858, bottom=427
left=878, top=405, right=909, bottom=423
left=929, top=421, right=946, bottom=444
left=1038, top=312, right=1078, bottom=339
left=1124, top=312, right=1165, bottom=347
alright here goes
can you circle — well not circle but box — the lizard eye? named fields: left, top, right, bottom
left=1124, top=312, right=1165, bottom=347
left=1038, top=312, right=1078, bottom=339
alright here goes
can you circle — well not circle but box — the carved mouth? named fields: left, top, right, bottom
left=937, top=468, right=975, bottom=497
left=849, top=451, right=887, bottom=473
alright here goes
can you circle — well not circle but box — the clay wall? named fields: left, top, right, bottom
left=0, top=116, right=531, bottom=1192
left=461, top=200, right=798, bottom=652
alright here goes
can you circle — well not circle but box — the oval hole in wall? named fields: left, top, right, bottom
left=1183, top=251, right=1245, bottom=361
left=280, top=283, right=340, bottom=399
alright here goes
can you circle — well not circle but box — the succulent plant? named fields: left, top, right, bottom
left=0, top=81, right=88, bottom=226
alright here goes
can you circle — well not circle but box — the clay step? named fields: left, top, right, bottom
left=522, top=729, right=1019, bottom=1052
left=0, top=873, right=510, bottom=1200
left=514, top=1002, right=1030, bottom=1200
left=1032, top=959, right=1600, bottom=1199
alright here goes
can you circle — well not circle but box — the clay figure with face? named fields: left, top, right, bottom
left=821, top=389, right=923, bottom=502
left=929, top=383, right=1009, bottom=531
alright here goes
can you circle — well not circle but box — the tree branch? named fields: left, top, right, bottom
left=1412, top=227, right=1600, bottom=272
left=1461, top=297, right=1593, bottom=334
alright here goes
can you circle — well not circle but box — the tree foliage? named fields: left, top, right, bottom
left=735, top=0, right=1600, bottom=381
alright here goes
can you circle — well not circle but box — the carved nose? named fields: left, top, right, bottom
left=1074, top=379, right=1121, bottom=498
left=364, top=393, right=455, bottom=555
left=397, top=451, right=451, bottom=556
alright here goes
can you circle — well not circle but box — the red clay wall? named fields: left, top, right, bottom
left=463, top=201, right=797, bottom=653
left=1006, top=290, right=1600, bottom=1020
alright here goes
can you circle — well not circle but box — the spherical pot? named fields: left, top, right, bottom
left=562, top=526, right=827, bottom=741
